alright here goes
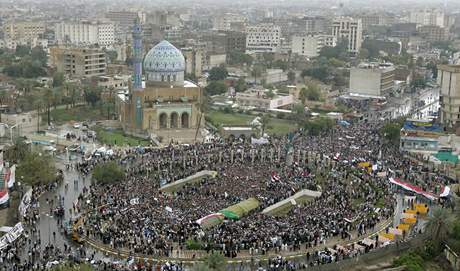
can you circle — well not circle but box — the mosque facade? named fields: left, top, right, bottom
left=117, top=20, right=203, bottom=143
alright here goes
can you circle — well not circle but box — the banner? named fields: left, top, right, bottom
left=18, top=188, right=33, bottom=217
left=0, top=191, right=9, bottom=206
left=389, top=178, right=437, bottom=201
left=8, top=165, right=15, bottom=189
left=251, top=137, right=269, bottom=145
left=5, top=222, right=23, bottom=243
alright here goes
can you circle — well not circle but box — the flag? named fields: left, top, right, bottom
left=271, top=172, right=280, bottom=182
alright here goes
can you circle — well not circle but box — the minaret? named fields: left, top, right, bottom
left=132, top=17, right=143, bottom=128
left=132, top=17, right=143, bottom=90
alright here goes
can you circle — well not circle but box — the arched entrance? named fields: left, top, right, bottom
left=159, top=113, right=167, bottom=129
left=170, top=112, right=178, bottom=128
left=181, top=112, right=189, bottom=128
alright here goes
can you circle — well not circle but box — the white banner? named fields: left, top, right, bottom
left=8, top=165, right=15, bottom=189
left=5, top=222, right=23, bottom=243
left=251, top=137, right=269, bottom=145
left=18, top=188, right=33, bottom=217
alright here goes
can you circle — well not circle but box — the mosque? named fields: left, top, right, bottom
left=117, top=20, right=203, bottom=143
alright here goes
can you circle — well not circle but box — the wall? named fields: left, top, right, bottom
left=350, top=68, right=382, bottom=96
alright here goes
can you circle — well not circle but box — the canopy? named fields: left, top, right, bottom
left=220, top=210, right=240, bottom=220
left=219, top=198, right=260, bottom=219
left=196, top=213, right=224, bottom=228
left=433, top=151, right=459, bottom=164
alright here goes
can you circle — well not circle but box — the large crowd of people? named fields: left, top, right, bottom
left=0, top=120, right=454, bottom=270
left=73, top=122, right=451, bottom=260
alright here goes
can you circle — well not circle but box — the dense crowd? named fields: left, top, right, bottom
left=0, top=120, right=454, bottom=270
left=73, top=122, right=451, bottom=259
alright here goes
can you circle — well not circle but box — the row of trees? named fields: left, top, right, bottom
left=1, top=45, right=48, bottom=78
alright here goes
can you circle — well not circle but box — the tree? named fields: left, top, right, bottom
left=426, top=207, right=450, bottom=244
left=380, top=122, right=402, bottom=145
left=208, top=66, right=228, bottom=81
left=234, top=77, right=247, bottom=92
left=84, top=87, right=101, bottom=106
left=301, top=66, right=330, bottom=83
left=358, top=48, right=370, bottom=60
left=0, top=90, right=8, bottom=122
left=17, top=152, right=57, bottom=186
left=15, top=45, right=31, bottom=57
left=204, top=81, right=227, bottom=96
left=292, top=104, right=307, bottom=125
left=287, top=70, right=296, bottom=84
left=300, top=83, right=321, bottom=102
left=319, top=40, right=348, bottom=60
left=44, top=88, right=53, bottom=126
left=4, top=138, right=30, bottom=163
left=260, top=114, right=270, bottom=137
left=193, top=252, right=226, bottom=271
left=411, top=76, right=427, bottom=91
left=303, top=117, right=334, bottom=136
left=52, top=72, right=65, bottom=88
left=251, top=65, right=265, bottom=83
left=227, top=51, right=253, bottom=66
left=92, top=161, right=125, bottom=184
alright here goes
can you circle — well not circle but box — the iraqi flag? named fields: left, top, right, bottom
left=271, top=172, right=280, bottom=182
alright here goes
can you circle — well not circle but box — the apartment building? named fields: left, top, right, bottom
left=245, top=23, right=281, bottom=54
left=50, top=47, right=107, bottom=78
left=291, top=34, right=337, bottom=57
left=349, top=63, right=395, bottom=96
left=332, top=17, right=363, bottom=53
left=55, top=21, right=115, bottom=46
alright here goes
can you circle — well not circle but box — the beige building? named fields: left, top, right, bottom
left=332, top=17, right=363, bottom=53
left=55, top=21, right=115, bottom=46
left=246, top=23, right=281, bottom=54
left=182, top=47, right=204, bottom=78
left=3, top=21, right=45, bottom=41
left=438, top=65, right=460, bottom=127
left=50, top=47, right=107, bottom=78
left=417, top=25, right=449, bottom=42
left=236, top=88, right=294, bottom=110
left=291, top=34, right=337, bottom=57
left=349, top=63, right=395, bottom=96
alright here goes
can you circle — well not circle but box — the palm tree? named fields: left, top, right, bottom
left=193, top=252, right=226, bottom=271
left=0, top=90, right=8, bottom=122
left=44, top=88, right=53, bottom=126
left=260, top=114, right=270, bottom=137
left=425, top=207, right=450, bottom=243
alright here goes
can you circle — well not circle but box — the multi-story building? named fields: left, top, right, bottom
left=358, top=14, right=395, bottom=30
left=303, top=16, right=330, bottom=34
left=332, top=17, right=363, bottom=53
left=417, top=25, right=449, bottom=42
left=50, top=47, right=107, bottom=78
left=245, top=23, right=281, bottom=54
left=410, top=9, right=445, bottom=27
left=3, top=21, right=45, bottom=41
left=349, top=63, right=395, bottom=97
left=213, top=13, right=247, bottom=31
left=438, top=65, right=460, bottom=127
left=182, top=47, right=204, bottom=78
left=224, top=31, right=246, bottom=53
left=291, top=34, right=336, bottom=57
left=55, top=21, right=115, bottom=46
left=106, top=11, right=145, bottom=28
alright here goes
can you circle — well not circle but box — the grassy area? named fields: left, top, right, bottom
left=45, top=105, right=106, bottom=124
left=207, top=110, right=297, bottom=135
left=94, top=126, right=150, bottom=147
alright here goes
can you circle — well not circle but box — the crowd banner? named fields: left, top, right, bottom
left=18, top=188, right=33, bottom=217
left=251, top=137, right=269, bottom=145
left=0, top=222, right=24, bottom=251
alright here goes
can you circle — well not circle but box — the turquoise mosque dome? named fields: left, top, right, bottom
left=144, top=40, right=185, bottom=74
